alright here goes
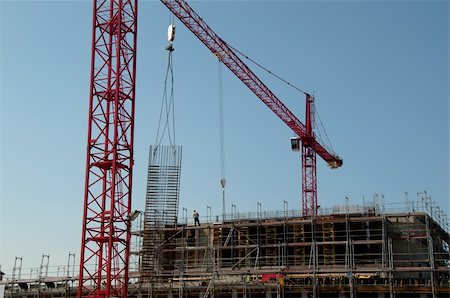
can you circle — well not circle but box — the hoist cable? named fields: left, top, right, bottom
left=227, top=43, right=310, bottom=96
left=218, top=58, right=227, bottom=221
left=228, top=43, right=338, bottom=154
left=218, top=59, right=225, bottom=181
left=155, top=48, right=176, bottom=149
left=169, top=51, right=176, bottom=146
left=315, top=105, right=335, bottom=154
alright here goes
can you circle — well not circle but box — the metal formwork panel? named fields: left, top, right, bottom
left=141, top=145, right=182, bottom=280
left=144, top=145, right=182, bottom=228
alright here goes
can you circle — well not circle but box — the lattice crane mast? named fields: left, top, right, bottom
left=78, top=0, right=137, bottom=297
left=79, top=0, right=341, bottom=296
left=160, top=0, right=343, bottom=216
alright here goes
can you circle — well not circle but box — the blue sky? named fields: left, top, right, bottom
left=1, top=0, right=448, bottom=272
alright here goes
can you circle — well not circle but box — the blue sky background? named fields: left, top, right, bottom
left=1, top=0, right=448, bottom=272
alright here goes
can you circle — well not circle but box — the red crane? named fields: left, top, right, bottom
left=78, top=0, right=137, bottom=297
left=79, top=1, right=340, bottom=297
left=160, top=0, right=343, bottom=216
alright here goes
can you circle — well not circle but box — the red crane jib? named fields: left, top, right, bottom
left=160, top=0, right=342, bottom=169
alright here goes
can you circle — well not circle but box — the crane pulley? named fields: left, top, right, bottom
left=167, top=23, right=175, bottom=51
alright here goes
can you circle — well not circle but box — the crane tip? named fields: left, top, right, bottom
left=328, top=158, right=343, bottom=169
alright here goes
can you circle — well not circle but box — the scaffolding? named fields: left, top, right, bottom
left=1, top=195, right=449, bottom=298
left=1, top=253, right=78, bottom=298
left=132, top=195, right=450, bottom=298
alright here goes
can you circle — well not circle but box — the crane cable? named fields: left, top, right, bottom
left=155, top=18, right=177, bottom=149
left=218, top=58, right=227, bottom=220
left=227, top=43, right=310, bottom=96
left=315, top=105, right=336, bottom=154
left=228, top=43, right=337, bottom=154
left=218, top=59, right=226, bottom=183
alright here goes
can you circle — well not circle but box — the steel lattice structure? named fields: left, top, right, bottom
left=78, top=0, right=137, bottom=297
left=301, top=95, right=318, bottom=216
left=160, top=0, right=342, bottom=216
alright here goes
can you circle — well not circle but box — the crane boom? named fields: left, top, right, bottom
left=160, top=0, right=342, bottom=169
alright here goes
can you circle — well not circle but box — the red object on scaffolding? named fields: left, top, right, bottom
left=160, top=0, right=342, bottom=216
left=78, top=0, right=138, bottom=297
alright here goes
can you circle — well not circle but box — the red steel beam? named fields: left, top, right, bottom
left=160, top=0, right=342, bottom=169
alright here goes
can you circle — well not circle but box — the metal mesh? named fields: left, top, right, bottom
left=144, top=145, right=182, bottom=227
left=141, top=145, right=182, bottom=281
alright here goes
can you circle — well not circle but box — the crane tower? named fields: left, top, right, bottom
left=78, top=0, right=341, bottom=297
left=78, top=0, right=138, bottom=297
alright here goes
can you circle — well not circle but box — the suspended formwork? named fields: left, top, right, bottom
left=141, top=145, right=182, bottom=283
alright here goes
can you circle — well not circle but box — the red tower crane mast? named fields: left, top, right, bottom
left=79, top=0, right=340, bottom=296
left=160, top=0, right=343, bottom=216
left=78, top=0, right=137, bottom=297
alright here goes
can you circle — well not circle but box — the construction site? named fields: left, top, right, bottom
left=2, top=194, right=450, bottom=298
left=1, top=0, right=449, bottom=298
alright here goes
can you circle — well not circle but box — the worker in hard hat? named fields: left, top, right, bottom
left=193, top=209, right=200, bottom=226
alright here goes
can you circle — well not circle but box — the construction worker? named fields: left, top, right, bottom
left=193, top=209, right=200, bottom=226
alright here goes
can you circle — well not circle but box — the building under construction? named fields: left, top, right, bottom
left=2, top=144, right=449, bottom=298
left=128, top=195, right=449, bottom=298
left=129, top=145, right=450, bottom=297
left=2, top=143, right=450, bottom=298
left=2, top=196, right=450, bottom=298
